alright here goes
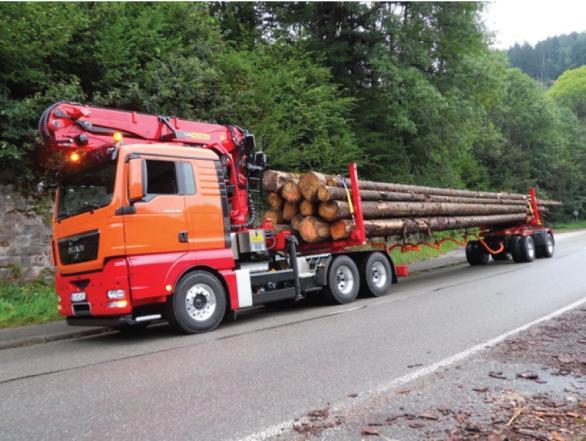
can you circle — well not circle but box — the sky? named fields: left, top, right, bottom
left=482, top=0, right=586, bottom=49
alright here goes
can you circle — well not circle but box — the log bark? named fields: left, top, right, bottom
left=282, top=202, right=299, bottom=221
left=317, top=185, right=528, bottom=206
left=281, top=181, right=302, bottom=203
left=331, top=214, right=528, bottom=240
left=299, top=216, right=331, bottom=243
left=299, top=171, right=329, bottom=201
left=319, top=200, right=528, bottom=222
left=306, top=171, right=527, bottom=201
left=262, top=170, right=299, bottom=192
left=263, top=209, right=283, bottom=225
left=267, top=192, right=284, bottom=209
left=538, top=199, right=562, bottom=207
left=299, top=199, right=318, bottom=216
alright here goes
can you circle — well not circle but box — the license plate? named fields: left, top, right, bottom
left=71, top=292, right=86, bottom=302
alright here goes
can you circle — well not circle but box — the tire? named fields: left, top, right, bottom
left=512, top=236, right=535, bottom=263
left=360, top=252, right=393, bottom=297
left=324, top=255, right=360, bottom=304
left=166, top=271, right=227, bottom=334
left=536, top=232, right=555, bottom=258
left=466, top=241, right=490, bottom=266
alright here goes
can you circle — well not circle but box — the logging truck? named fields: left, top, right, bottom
left=39, top=102, right=555, bottom=334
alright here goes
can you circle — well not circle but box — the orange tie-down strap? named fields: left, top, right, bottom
left=386, top=234, right=504, bottom=255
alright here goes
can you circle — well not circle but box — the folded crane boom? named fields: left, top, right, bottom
left=39, top=101, right=263, bottom=228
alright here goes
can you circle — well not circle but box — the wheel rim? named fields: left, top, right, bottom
left=370, top=261, right=388, bottom=289
left=546, top=236, right=554, bottom=254
left=185, top=283, right=216, bottom=322
left=335, top=265, right=354, bottom=295
left=526, top=239, right=535, bottom=259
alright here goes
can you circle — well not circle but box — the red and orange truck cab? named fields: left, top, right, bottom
left=53, top=144, right=250, bottom=326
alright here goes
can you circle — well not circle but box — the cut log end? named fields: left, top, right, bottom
left=290, top=214, right=304, bottom=231
left=318, top=201, right=340, bottom=222
left=299, top=172, right=327, bottom=201
left=330, top=220, right=355, bottom=240
left=282, top=202, right=299, bottom=221
left=263, top=209, right=284, bottom=226
left=299, top=216, right=330, bottom=243
left=267, top=192, right=284, bottom=209
left=299, top=199, right=317, bottom=216
left=281, top=181, right=302, bottom=203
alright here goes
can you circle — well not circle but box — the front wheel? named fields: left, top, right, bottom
left=324, top=255, right=360, bottom=304
left=166, top=271, right=227, bottom=334
left=361, top=252, right=393, bottom=297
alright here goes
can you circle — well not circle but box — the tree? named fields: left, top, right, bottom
left=547, top=65, right=586, bottom=121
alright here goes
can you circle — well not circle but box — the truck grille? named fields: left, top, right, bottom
left=58, top=230, right=99, bottom=265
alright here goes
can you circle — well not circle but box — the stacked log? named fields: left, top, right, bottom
left=262, top=169, right=561, bottom=244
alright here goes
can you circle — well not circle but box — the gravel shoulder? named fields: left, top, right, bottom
left=273, top=308, right=586, bottom=441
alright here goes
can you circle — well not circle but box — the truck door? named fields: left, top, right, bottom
left=183, top=159, right=228, bottom=251
left=123, top=158, right=189, bottom=256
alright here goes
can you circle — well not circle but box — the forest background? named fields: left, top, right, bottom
left=1, top=2, right=585, bottom=219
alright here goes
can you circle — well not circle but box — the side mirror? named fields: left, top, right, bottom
left=128, top=158, right=146, bottom=203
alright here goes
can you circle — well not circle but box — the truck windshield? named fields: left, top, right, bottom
left=57, top=162, right=116, bottom=220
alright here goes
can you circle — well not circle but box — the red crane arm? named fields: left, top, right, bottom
left=39, top=101, right=260, bottom=229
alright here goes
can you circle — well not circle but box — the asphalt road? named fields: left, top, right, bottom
left=1, top=231, right=585, bottom=441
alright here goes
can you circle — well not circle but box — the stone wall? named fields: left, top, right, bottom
left=0, top=185, right=53, bottom=281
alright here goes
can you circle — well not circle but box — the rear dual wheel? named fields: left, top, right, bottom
left=536, top=232, right=555, bottom=258
left=325, top=252, right=393, bottom=304
left=360, top=252, right=393, bottom=297
left=511, top=235, right=536, bottom=263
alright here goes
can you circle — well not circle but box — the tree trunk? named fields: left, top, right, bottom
left=267, top=192, right=284, bottom=209
left=263, top=209, right=284, bottom=225
left=315, top=173, right=528, bottom=201
left=282, top=201, right=299, bottom=221
left=262, top=170, right=299, bottom=193
left=319, top=200, right=528, bottom=222
left=317, top=185, right=528, bottom=206
left=299, top=199, right=318, bottom=216
left=281, top=181, right=302, bottom=203
left=299, top=216, right=331, bottom=243
left=331, top=214, right=529, bottom=240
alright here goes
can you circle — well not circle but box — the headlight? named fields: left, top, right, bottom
left=107, top=289, right=126, bottom=299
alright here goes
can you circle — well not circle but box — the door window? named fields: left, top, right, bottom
left=145, top=160, right=178, bottom=195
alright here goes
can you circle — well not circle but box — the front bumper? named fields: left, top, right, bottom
left=56, top=257, right=132, bottom=317
left=66, top=314, right=163, bottom=328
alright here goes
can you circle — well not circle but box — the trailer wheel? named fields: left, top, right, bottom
left=361, top=252, right=393, bottom=297
left=536, top=232, right=555, bottom=258
left=166, top=271, right=227, bottom=334
left=325, top=255, right=360, bottom=304
left=466, top=241, right=489, bottom=266
left=511, top=236, right=535, bottom=263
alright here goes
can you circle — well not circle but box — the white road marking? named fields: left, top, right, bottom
left=234, top=295, right=586, bottom=441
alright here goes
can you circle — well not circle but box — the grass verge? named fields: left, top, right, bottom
left=553, top=220, right=586, bottom=231
left=0, top=280, right=60, bottom=328
left=389, top=232, right=467, bottom=265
